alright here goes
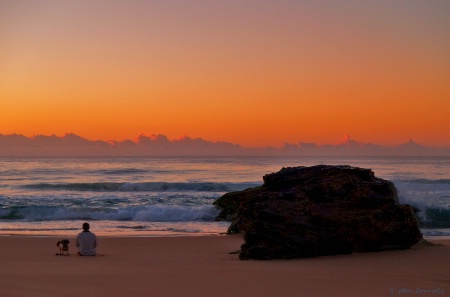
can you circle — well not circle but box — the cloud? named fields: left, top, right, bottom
left=0, top=133, right=449, bottom=156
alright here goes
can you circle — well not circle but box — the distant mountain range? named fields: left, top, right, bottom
left=1, top=133, right=449, bottom=156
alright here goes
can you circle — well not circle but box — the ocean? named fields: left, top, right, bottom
left=0, top=156, right=449, bottom=237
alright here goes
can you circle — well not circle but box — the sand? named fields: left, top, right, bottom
left=0, top=235, right=449, bottom=297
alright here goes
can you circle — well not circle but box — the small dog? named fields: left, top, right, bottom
left=56, top=239, right=70, bottom=256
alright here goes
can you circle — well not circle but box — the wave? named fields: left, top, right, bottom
left=392, top=179, right=449, bottom=226
left=0, top=205, right=220, bottom=222
left=415, top=208, right=450, bottom=228
left=421, top=228, right=450, bottom=237
left=20, top=182, right=260, bottom=192
left=2, top=204, right=449, bottom=229
left=6, top=177, right=450, bottom=229
left=95, top=168, right=150, bottom=175
left=393, top=178, right=450, bottom=185
left=19, top=178, right=449, bottom=193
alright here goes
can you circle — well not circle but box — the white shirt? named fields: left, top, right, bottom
left=76, top=231, right=98, bottom=256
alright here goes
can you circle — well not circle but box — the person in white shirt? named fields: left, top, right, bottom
left=76, top=222, right=98, bottom=256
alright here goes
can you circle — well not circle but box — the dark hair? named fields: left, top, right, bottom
left=82, top=222, right=90, bottom=231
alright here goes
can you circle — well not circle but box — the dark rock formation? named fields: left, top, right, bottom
left=214, top=165, right=422, bottom=260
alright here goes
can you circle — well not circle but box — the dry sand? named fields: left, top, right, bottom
left=1, top=235, right=449, bottom=297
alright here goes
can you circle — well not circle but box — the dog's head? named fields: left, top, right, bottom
left=57, top=239, right=70, bottom=247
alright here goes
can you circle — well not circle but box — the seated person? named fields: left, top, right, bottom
left=76, top=222, right=98, bottom=256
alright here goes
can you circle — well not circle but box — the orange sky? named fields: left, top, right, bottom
left=1, top=0, right=449, bottom=148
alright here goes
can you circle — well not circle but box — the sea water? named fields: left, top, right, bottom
left=0, top=156, right=449, bottom=237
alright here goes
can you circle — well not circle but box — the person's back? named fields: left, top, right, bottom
left=76, top=222, right=98, bottom=256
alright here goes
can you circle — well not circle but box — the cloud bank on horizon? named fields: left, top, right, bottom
left=1, top=133, right=449, bottom=156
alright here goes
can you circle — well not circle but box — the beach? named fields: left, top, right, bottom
left=1, top=156, right=450, bottom=297
left=1, top=235, right=448, bottom=297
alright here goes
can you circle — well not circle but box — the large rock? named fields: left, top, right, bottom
left=214, top=165, right=422, bottom=260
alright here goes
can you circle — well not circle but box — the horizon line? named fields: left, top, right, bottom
left=1, top=132, right=447, bottom=149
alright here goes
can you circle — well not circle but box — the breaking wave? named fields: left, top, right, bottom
left=0, top=205, right=220, bottom=222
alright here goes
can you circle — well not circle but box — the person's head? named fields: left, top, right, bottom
left=82, top=222, right=90, bottom=231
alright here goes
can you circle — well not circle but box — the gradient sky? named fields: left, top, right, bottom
left=1, top=0, right=449, bottom=148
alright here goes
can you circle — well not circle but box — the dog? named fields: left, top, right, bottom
left=56, top=239, right=70, bottom=256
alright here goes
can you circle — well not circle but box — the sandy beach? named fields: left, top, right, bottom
left=1, top=235, right=448, bottom=297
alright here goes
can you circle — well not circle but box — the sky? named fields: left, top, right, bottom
left=1, top=0, right=449, bottom=148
